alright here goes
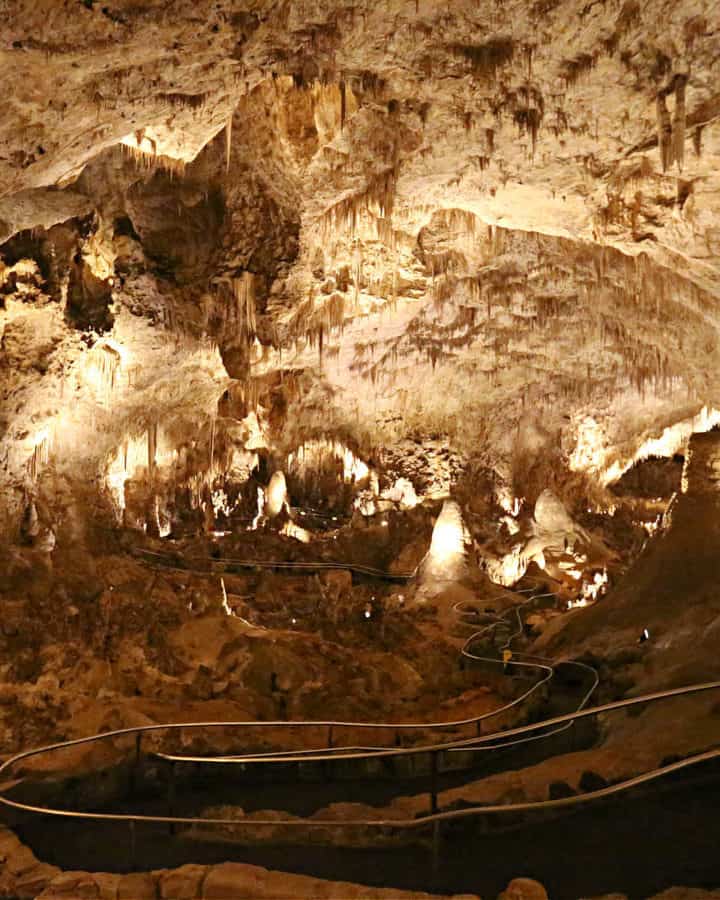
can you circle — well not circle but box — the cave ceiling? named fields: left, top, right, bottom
left=1, top=0, right=720, bottom=513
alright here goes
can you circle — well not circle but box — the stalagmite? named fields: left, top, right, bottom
left=423, top=499, right=469, bottom=582
left=265, top=471, right=289, bottom=518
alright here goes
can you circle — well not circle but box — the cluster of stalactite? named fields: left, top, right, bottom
left=346, top=218, right=716, bottom=409
left=249, top=0, right=667, bottom=178
left=28, top=433, right=51, bottom=482
left=103, top=418, right=265, bottom=536
left=281, top=288, right=348, bottom=363
left=121, top=143, right=186, bottom=179
left=89, top=337, right=122, bottom=377
left=318, top=166, right=398, bottom=238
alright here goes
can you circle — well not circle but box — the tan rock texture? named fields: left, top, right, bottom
left=2, top=0, right=720, bottom=527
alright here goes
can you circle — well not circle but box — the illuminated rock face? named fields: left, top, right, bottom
left=425, top=499, right=469, bottom=580
left=1, top=0, right=720, bottom=527
left=533, top=490, right=589, bottom=549
left=265, top=471, right=289, bottom=519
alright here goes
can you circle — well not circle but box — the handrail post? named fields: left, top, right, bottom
left=168, top=761, right=176, bottom=835
left=327, top=725, right=333, bottom=749
left=431, top=820, right=441, bottom=878
left=129, top=819, right=136, bottom=871
left=129, top=732, right=142, bottom=798
left=430, top=750, right=439, bottom=814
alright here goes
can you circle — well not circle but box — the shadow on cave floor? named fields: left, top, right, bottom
left=8, top=759, right=720, bottom=900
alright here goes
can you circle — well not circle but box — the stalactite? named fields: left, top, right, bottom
left=148, top=422, right=158, bottom=474
left=656, top=93, right=673, bottom=172
left=225, top=114, right=233, bottom=173
left=29, top=434, right=51, bottom=480
left=560, top=52, right=597, bottom=89
left=671, top=76, right=686, bottom=171
left=160, top=92, right=210, bottom=111
left=86, top=342, right=122, bottom=406
left=232, top=271, right=256, bottom=335
left=452, top=38, right=515, bottom=80
left=121, top=144, right=186, bottom=179
left=318, top=166, right=398, bottom=237
left=353, top=250, right=362, bottom=307
left=513, top=91, right=544, bottom=153
left=692, top=126, right=703, bottom=157
left=524, top=43, right=535, bottom=77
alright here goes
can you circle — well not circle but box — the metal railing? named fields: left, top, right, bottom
left=134, top=546, right=421, bottom=582
left=2, top=684, right=720, bottom=832
left=8, top=561, right=696, bottom=878
left=0, top=573, right=588, bottom=791
left=453, top=585, right=599, bottom=753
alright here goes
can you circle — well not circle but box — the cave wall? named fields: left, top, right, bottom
left=1, top=0, right=719, bottom=536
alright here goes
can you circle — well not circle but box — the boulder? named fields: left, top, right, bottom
left=202, top=863, right=263, bottom=899
left=117, top=872, right=159, bottom=898
left=498, top=878, right=549, bottom=900
left=318, top=568, right=353, bottom=598
left=159, top=865, right=208, bottom=899
left=6, top=843, right=41, bottom=876
left=94, top=873, right=122, bottom=899
left=39, top=871, right=101, bottom=898
left=13, top=862, right=62, bottom=898
left=534, top=490, right=577, bottom=535
left=0, top=825, right=23, bottom=860
left=202, top=862, right=481, bottom=899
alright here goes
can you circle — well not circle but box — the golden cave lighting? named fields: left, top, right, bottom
left=281, top=520, right=312, bottom=543
left=427, top=499, right=468, bottom=577
left=265, top=471, right=289, bottom=518
left=287, top=440, right=371, bottom=484
left=571, top=407, right=720, bottom=486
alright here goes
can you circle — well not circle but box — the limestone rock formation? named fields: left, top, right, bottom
left=1, top=0, right=719, bottom=534
left=1, top=3, right=720, bottom=898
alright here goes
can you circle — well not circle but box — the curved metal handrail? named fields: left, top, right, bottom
left=2, top=682, right=720, bottom=825
left=0, top=567, right=597, bottom=839
left=151, top=583, right=565, bottom=765
left=124, top=560, right=561, bottom=742
left=135, top=547, right=420, bottom=582
left=454, top=584, right=600, bottom=753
